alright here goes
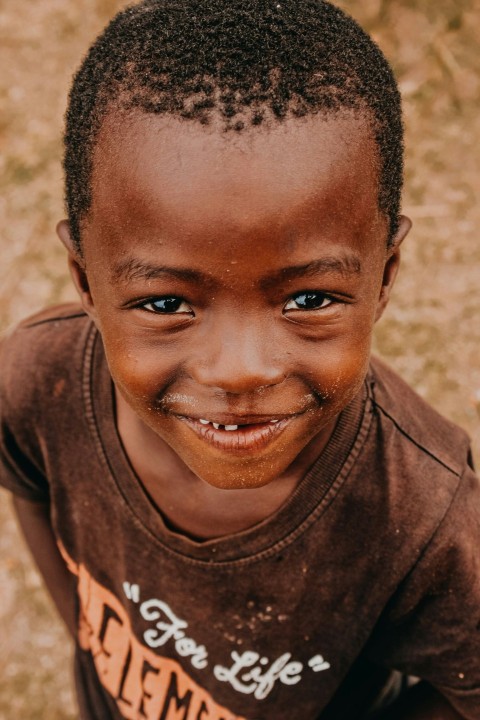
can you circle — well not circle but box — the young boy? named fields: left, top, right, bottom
left=1, top=1, right=479, bottom=718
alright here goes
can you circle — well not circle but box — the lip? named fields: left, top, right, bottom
left=178, top=412, right=297, bottom=425
left=178, top=415, right=294, bottom=453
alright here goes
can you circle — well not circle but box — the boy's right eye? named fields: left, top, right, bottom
left=140, top=297, right=193, bottom=314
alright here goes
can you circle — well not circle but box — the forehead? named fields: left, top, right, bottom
left=85, top=109, right=384, bottom=255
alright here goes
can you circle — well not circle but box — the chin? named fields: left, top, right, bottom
left=194, top=463, right=280, bottom=491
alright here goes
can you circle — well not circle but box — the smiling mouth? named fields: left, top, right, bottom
left=177, top=415, right=293, bottom=452
left=197, top=418, right=280, bottom=431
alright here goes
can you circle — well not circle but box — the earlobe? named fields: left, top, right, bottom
left=375, top=215, right=412, bottom=322
left=56, top=219, right=97, bottom=321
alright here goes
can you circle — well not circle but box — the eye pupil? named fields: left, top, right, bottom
left=152, top=297, right=182, bottom=313
left=295, top=292, right=325, bottom=309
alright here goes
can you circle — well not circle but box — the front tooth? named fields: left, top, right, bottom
left=224, top=425, right=239, bottom=431
left=270, top=419, right=280, bottom=424
left=212, top=422, right=221, bottom=430
left=199, top=419, right=210, bottom=425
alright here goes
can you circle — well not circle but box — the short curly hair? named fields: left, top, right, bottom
left=64, top=0, right=404, bottom=252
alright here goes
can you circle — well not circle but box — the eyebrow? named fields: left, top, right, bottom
left=112, top=258, right=214, bottom=287
left=112, top=253, right=361, bottom=289
left=259, top=254, right=361, bottom=291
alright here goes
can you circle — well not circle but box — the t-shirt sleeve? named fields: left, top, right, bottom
left=366, top=462, right=480, bottom=719
left=0, top=418, right=49, bottom=501
left=0, top=328, right=50, bottom=502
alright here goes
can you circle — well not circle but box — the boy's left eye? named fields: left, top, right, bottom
left=140, top=297, right=193, bottom=314
left=284, top=292, right=333, bottom=311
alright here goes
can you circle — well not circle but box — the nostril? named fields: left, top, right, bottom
left=189, top=330, right=286, bottom=392
left=191, top=364, right=286, bottom=394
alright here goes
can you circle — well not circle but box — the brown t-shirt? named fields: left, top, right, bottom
left=1, top=305, right=479, bottom=720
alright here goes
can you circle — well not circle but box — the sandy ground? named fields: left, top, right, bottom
left=0, top=0, right=479, bottom=716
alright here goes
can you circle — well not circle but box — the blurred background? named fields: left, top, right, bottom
left=0, top=0, right=479, bottom=717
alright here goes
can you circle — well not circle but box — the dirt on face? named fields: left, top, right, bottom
left=0, top=1, right=479, bottom=716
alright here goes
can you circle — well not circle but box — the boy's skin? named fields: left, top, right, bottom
left=14, top=108, right=463, bottom=719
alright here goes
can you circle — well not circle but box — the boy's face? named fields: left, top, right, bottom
left=61, top=111, right=410, bottom=490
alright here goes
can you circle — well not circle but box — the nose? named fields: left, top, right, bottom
left=189, top=314, right=286, bottom=394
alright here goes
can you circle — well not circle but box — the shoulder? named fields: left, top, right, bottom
left=0, top=304, right=93, bottom=415
left=0, top=305, right=95, bottom=499
left=1, top=302, right=90, bottom=349
left=5, top=302, right=88, bottom=335
left=368, top=356, right=471, bottom=478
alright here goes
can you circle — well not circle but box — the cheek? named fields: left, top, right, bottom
left=101, top=338, right=172, bottom=405
left=304, top=332, right=372, bottom=406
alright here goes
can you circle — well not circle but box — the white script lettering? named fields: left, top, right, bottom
left=140, top=598, right=208, bottom=669
left=214, top=651, right=303, bottom=699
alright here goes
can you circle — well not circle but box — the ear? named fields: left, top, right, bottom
left=56, top=220, right=98, bottom=322
left=375, top=215, right=412, bottom=322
